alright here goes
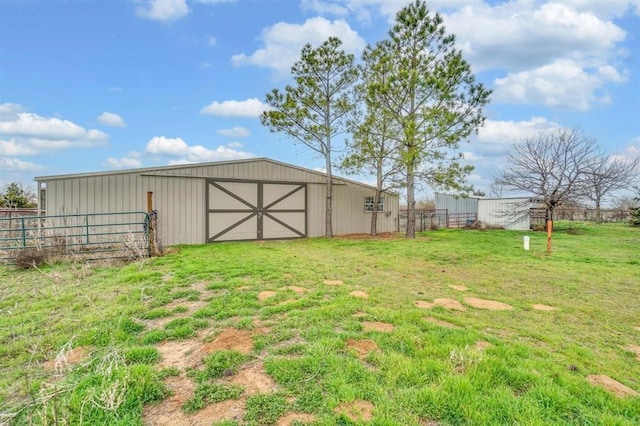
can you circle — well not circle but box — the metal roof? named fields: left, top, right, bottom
left=34, top=157, right=387, bottom=193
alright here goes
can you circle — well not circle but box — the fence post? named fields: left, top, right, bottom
left=21, top=217, right=26, bottom=248
left=86, top=214, right=90, bottom=244
left=147, top=192, right=156, bottom=257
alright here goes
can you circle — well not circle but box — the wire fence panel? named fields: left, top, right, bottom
left=0, top=211, right=150, bottom=263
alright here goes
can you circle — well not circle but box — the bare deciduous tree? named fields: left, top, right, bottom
left=582, top=155, right=638, bottom=223
left=497, top=128, right=598, bottom=252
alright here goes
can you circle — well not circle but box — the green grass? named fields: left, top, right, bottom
left=1, top=222, right=639, bottom=424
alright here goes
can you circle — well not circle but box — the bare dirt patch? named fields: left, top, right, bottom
left=423, top=317, right=461, bottom=329
left=464, top=298, right=513, bottom=311
left=44, top=346, right=89, bottom=372
left=157, top=339, right=203, bottom=370
left=350, top=290, right=369, bottom=299
left=334, top=399, right=375, bottom=422
left=362, top=321, right=394, bottom=333
left=258, top=291, right=277, bottom=302
left=323, top=280, right=343, bottom=286
left=157, top=329, right=255, bottom=370
left=352, top=311, right=367, bottom=318
left=202, top=328, right=254, bottom=355
left=191, top=281, right=215, bottom=299
left=276, top=412, right=316, bottom=425
left=143, top=375, right=199, bottom=426
left=626, top=345, right=640, bottom=361
left=284, top=286, right=307, bottom=294
left=586, top=375, right=638, bottom=397
left=634, top=326, right=640, bottom=332
left=145, top=398, right=246, bottom=426
left=449, top=285, right=469, bottom=292
left=532, top=304, right=556, bottom=311
left=475, top=341, right=494, bottom=351
left=347, top=338, right=380, bottom=359
left=225, top=362, right=277, bottom=395
left=415, top=298, right=466, bottom=311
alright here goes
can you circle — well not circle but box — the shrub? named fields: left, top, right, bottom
left=631, top=207, right=640, bottom=226
left=14, top=248, right=47, bottom=269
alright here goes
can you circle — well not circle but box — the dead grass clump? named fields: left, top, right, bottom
left=15, top=248, right=48, bottom=269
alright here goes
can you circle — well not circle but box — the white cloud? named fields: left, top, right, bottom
left=194, top=0, right=238, bottom=3
left=231, top=17, right=366, bottom=75
left=477, top=117, right=559, bottom=147
left=103, top=157, right=143, bottom=169
left=0, top=103, right=25, bottom=120
left=613, top=137, right=640, bottom=162
left=300, top=0, right=350, bottom=16
left=97, top=112, right=126, bottom=128
left=200, top=98, right=270, bottom=118
left=445, top=2, right=626, bottom=72
left=207, top=35, right=217, bottom=47
left=559, top=0, right=640, bottom=18
left=311, top=1, right=630, bottom=111
left=226, top=141, right=244, bottom=149
left=145, top=136, right=253, bottom=163
left=0, top=104, right=108, bottom=155
left=0, top=139, right=38, bottom=156
left=0, top=157, right=45, bottom=171
left=103, top=151, right=142, bottom=169
left=492, top=59, right=619, bottom=111
left=135, top=0, right=189, bottom=21
left=216, top=126, right=250, bottom=137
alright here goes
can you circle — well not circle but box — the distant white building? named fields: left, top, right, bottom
left=435, top=193, right=531, bottom=230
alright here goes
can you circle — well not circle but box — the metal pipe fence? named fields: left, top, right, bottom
left=0, top=211, right=150, bottom=263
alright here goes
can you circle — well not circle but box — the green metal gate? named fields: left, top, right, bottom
left=0, top=211, right=150, bottom=263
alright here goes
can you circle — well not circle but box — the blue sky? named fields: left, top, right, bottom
left=1, top=0, right=639, bottom=198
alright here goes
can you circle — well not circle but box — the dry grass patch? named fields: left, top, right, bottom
left=284, top=286, right=307, bottom=294
left=347, top=338, right=380, bottom=359
left=143, top=375, right=196, bottom=425
left=323, top=280, right=343, bottom=286
left=626, top=345, right=640, bottom=361
left=352, top=311, right=367, bottom=318
left=586, top=375, right=638, bottom=398
left=334, top=399, right=374, bottom=422
left=532, top=304, right=557, bottom=311
left=203, top=328, right=254, bottom=355
left=258, top=291, right=277, bottom=302
left=276, top=412, right=316, bottom=425
left=415, top=298, right=466, bottom=311
left=224, top=362, right=277, bottom=395
left=464, top=297, right=513, bottom=311
left=350, top=290, right=369, bottom=299
left=43, top=345, right=89, bottom=373
left=449, top=285, right=469, bottom=291
left=362, top=321, right=394, bottom=333
left=423, top=317, right=461, bottom=329
left=475, top=341, right=494, bottom=351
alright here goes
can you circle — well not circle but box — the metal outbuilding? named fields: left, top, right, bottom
left=435, top=193, right=531, bottom=230
left=34, top=158, right=399, bottom=245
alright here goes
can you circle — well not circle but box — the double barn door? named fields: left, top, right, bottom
left=206, top=179, right=307, bottom=242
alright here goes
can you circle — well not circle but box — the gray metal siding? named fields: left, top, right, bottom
left=435, top=193, right=478, bottom=214
left=477, top=198, right=530, bottom=230
left=40, top=159, right=400, bottom=245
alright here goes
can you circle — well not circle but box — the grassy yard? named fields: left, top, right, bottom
left=1, top=222, right=639, bottom=425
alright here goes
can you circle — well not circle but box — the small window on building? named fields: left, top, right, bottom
left=364, top=196, right=384, bottom=212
